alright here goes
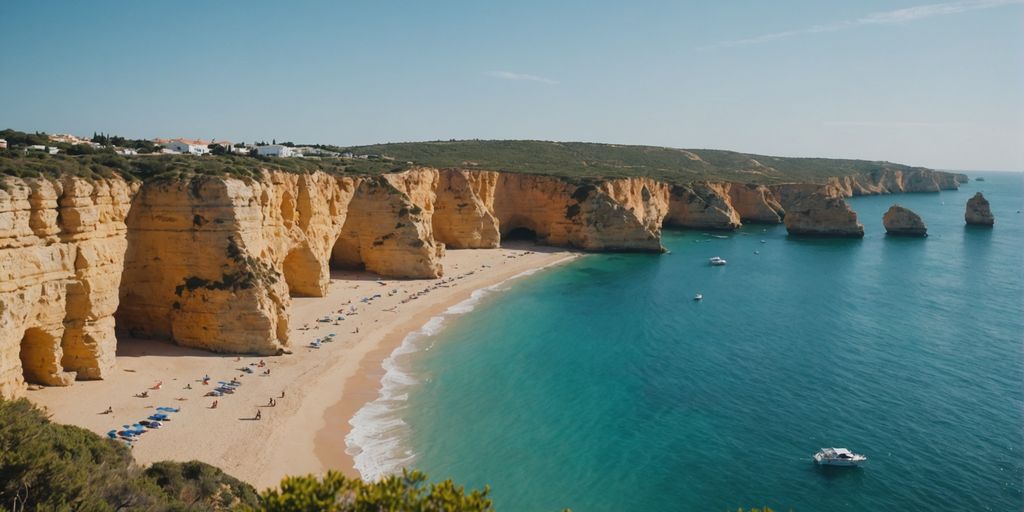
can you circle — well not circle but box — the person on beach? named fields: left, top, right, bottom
left=152, top=381, right=162, bottom=390
left=103, top=406, right=113, bottom=414
left=211, top=400, right=218, bottom=409
left=255, top=410, right=262, bottom=420
left=280, top=390, right=285, bottom=398
left=185, top=383, right=191, bottom=390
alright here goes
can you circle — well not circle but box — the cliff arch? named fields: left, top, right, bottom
left=20, top=327, right=73, bottom=386
left=499, top=215, right=544, bottom=243
left=282, top=243, right=325, bottom=297
left=504, top=226, right=538, bottom=242
left=330, top=232, right=364, bottom=271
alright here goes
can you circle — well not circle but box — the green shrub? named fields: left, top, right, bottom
left=252, top=470, right=492, bottom=512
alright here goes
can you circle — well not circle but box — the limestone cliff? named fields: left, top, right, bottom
left=0, top=175, right=135, bottom=396
left=724, top=183, right=785, bottom=224
left=665, top=183, right=742, bottom=230
left=965, top=192, right=994, bottom=226
left=827, top=169, right=966, bottom=197
left=883, top=205, right=928, bottom=236
left=0, top=164, right=967, bottom=397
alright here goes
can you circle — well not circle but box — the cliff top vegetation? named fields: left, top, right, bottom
left=338, top=139, right=934, bottom=185
left=1, top=129, right=934, bottom=186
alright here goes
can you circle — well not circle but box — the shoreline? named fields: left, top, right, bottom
left=27, top=243, right=580, bottom=489
left=333, top=254, right=581, bottom=480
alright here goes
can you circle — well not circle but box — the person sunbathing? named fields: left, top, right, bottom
left=136, top=391, right=149, bottom=398
left=102, top=406, right=113, bottom=414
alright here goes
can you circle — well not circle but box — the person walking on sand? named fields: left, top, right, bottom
left=211, top=400, right=218, bottom=409
left=255, top=410, right=262, bottom=420
left=280, top=390, right=285, bottom=399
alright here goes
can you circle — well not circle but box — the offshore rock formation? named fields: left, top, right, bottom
left=0, top=165, right=965, bottom=396
left=883, top=205, right=928, bottom=236
left=964, top=192, right=994, bottom=226
left=783, top=192, right=864, bottom=237
left=0, top=176, right=135, bottom=394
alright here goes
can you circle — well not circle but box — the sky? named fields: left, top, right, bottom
left=1, top=0, right=1022, bottom=170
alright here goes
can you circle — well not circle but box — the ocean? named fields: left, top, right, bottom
left=348, top=171, right=1023, bottom=511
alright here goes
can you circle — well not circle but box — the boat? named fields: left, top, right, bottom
left=975, top=177, right=985, bottom=181
left=709, top=256, right=727, bottom=266
left=693, top=293, right=703, bottom=301
left=710, top=234, right=729, bottom=239
left=813, top=447, right=867, bottom=466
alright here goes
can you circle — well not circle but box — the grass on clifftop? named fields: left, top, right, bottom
left=339, top=140, right=932, bottom=185
left=0, top=150, right=400, bottom=185
left=1, top=139, right=932, bottom=186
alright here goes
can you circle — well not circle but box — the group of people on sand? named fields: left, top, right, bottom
left=399, top=272, right=476, bottom=304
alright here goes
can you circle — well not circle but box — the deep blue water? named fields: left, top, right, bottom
left=373, top=172, right=1023, bottom=511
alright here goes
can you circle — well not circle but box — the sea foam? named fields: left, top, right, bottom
left=346, top=259, right=570, bottom=481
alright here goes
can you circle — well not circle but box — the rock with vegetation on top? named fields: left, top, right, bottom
left=964, top=192, right=994, bottom=226
left=883, top=205, right=927, bottom=236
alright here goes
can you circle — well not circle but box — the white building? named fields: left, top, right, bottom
left=255, top=145, right=300, bottom=157
left=161, top=139, right=210, bottom=156
left=29, top=145, right=59, bottom=154
left=0, top=139, right=7, bottom=150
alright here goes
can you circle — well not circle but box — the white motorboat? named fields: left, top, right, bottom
left=709, top=256, right=727, bottom=266
left=693, top=293, right=703, bottom=301
left=813, top=447, right=867, bottom=466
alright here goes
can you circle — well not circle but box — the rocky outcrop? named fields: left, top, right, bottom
left=965, top=192, right=994, bottom=226
left=334, top=177, right=444, bottom=278
left=883, top=205, right=927, bottom=236
left=432, top=170, right=500, bottom=249
left=0, top=176, right=135, bottom=396
left=783, top=192, right=864, bottom=237
left=725, top=183, right=784, bottom=223
left=665, top=183, right=741, bottom=230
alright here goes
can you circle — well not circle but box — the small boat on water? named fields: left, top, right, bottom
left=709, top=256, right=727, bottom=266
left=813, top=447, right=867, bottom=466
left=710, top=234, right=729, bottom=239
left=693, top=293, right=703, bottom=301
left=975, top=177, right=985, bottom=181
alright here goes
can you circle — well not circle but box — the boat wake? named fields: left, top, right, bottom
left=345, top=262, right=565, bottom=481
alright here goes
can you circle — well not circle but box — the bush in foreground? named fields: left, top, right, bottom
left=0, top=398, right=258, bottom=511
left=253, top=470, right=493, bottom=512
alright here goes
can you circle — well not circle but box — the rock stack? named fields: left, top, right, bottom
left=883, top=205, right=927, bottom=236
left=965, top=192, right=994, bottom=226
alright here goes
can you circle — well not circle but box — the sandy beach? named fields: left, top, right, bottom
left=29, top=243, right=578, bottom=490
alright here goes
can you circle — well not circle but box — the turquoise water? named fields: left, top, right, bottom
left=376, top=172, right=1022, bottom=510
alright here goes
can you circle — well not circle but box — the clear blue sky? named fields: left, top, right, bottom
left=2, top=0, right=1022, bottom=170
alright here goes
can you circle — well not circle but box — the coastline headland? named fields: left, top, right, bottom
left=0, top=144, right=967, bottom=482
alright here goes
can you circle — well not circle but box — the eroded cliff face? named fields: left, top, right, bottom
left=0, top=165, right=965, bottom=396
left=827, top=169, right=966, bottom=197
left=665, top=182, right=742, bottom=230
left=0, top=176, right=135, bottom=396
